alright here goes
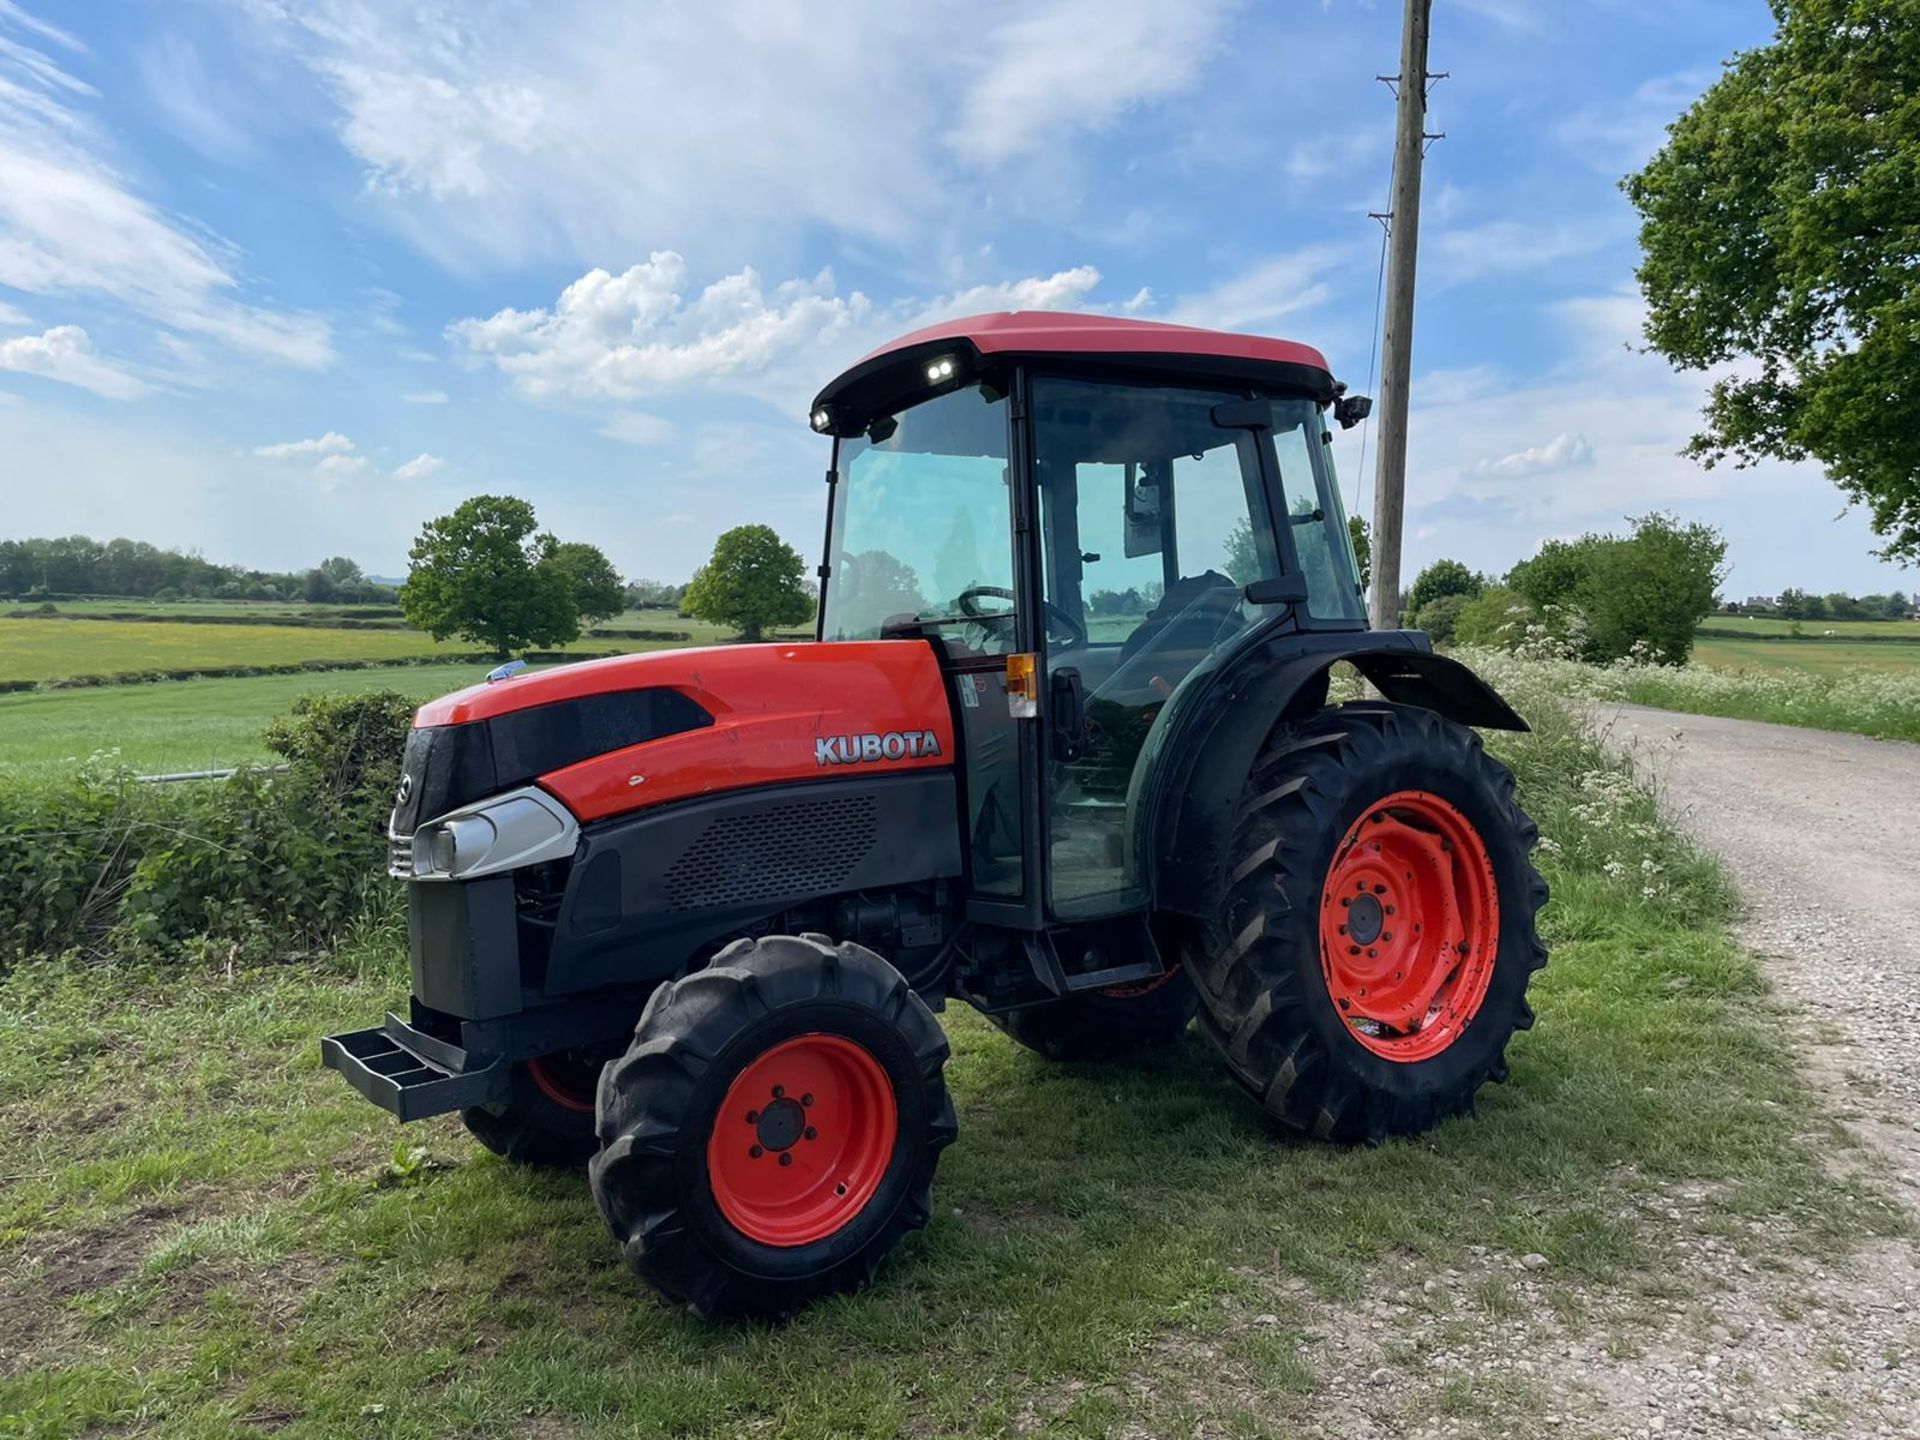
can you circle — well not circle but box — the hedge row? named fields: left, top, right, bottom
left=4, top=609, right=411, bottom=629
left=0, top=650, right=626, bottom=695
left=0, top=692, right=412, bottom=963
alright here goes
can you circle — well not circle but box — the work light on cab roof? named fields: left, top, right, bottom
left=321, top=308, right=1548, bottom=1322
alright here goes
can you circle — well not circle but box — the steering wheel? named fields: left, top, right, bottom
left=955, top=585, right=1088, bottom=650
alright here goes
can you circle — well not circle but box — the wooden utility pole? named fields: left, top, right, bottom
left=1368, top=0, right=1434, bottom=632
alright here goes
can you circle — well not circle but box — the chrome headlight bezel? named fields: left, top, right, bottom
left=391, top=785, right=579, bottom=882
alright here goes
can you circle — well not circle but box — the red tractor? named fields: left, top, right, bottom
left=325, top=312, right=1546, bottom=1318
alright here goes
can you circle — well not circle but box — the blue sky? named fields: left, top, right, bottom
left=0, top=0, right=1909, bottom=598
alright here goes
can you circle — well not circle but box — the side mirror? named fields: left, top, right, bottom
left=1244, top=574, right=1309, bottom=607
left=1334, top=394, right=1373, bottom=430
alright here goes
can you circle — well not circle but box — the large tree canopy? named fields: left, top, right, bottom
left=682, top=524, right=815, bottom=641
left=400, top=494, right=581, bottom=657
left=1626, top=0, right=1920, bottom=563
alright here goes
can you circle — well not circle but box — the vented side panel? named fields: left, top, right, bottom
left=662, top=795, right=878, bottom=911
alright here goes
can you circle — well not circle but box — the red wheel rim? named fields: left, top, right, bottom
left=706, top=1033, right=898, bottom=1247
left=1318, top=789, right=1500, bottom=1063
left=526, top=1054, right=596, bottom=1114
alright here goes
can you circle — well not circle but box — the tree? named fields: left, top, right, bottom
left=682, top=524, right=815, bottom=641
left=1578, top=513, right=1727, bottom=664
left=1776, top=587, right=1826, bottom=620
left=833, top=550, right=929, bottom=627
left=546, top=541, right=625, bottom=623
left=1627, top=0, right=1920, bottom=563
left=400, top=495, right=581, bottom=657
left=1348, top=515, right=1372, bottom=591
left=1411, top=592, right=1472, bottom=644
left=1405, top=558, right=1483, bottom=616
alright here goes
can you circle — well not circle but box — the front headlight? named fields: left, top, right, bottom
left=400, top=786, right=579, bottom=882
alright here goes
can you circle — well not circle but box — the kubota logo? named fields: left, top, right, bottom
left=815, top=730, right=942, bottom=766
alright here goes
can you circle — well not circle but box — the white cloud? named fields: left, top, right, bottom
left=1471, top=432, right=1596, bottom=478
left=0, top=298, right=30, bottom=326
left=950, top=0, right=1237, bottom=165
left=1426, top=218, right=1624, bottom=287
left=392, top=452, right=443, bottom=481
left=450, top=251, right=1105, bottom=408
left=401, top=389, right=447, bottom=405
left=0, top=324, right=152, bottom=398
left=235, top=1, right=1238, bottom=269
left=1556, top=72, right=1711, bottom=174
left=313, top=452, right=369, bottom=482
left=1161, top=245, right=1349, bottom=335
left=254, top=431, right=354, bottom=459
left=598, top=412, right=675, bottom=446
left=0, top=12, right=332, bottom=368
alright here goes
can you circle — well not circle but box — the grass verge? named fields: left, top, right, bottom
left=1461, top=644, right=1920, bottom=746
left=0, top=668, right=1905, bottom=1437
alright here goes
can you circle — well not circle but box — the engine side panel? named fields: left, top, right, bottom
left=533, top=642, right=956, bottom=824
left=543, top=771, right=966, bottom=995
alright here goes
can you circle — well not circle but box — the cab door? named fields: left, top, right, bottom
left=1029, top=377, right=1296, bottom=919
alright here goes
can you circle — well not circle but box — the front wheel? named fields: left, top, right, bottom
left=1185, top=702, right=1548, bottom=1143
left=590, top=935, right=956, bottom=1319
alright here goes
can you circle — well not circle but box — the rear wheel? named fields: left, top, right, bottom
left=1184, top=703, right=1548, bottom=1142
left=989, top=967, right=1196, bottom=1061
left=462, top=1051, right=603, bottom=1167
left=590, top=935, right=956, bottom=1318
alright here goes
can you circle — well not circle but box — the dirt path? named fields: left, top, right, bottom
left=1601, top=703, right=1920, bottom=1178
left=1483, top=703, right=1920, bottom=1440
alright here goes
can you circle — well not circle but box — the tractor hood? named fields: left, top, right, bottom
left=394, top=641, right=955, bottom=833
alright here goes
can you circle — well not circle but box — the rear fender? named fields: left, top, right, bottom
left=1134, top=630, right=1527, bottom=921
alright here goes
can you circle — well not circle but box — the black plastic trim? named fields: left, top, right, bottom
left=393, top=688, right=714, bottom=834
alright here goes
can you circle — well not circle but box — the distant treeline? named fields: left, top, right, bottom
left=0, top=536, right=396, bottom=605
left=1723, top=589, right=1914, bottom=621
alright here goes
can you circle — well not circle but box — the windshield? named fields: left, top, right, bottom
left=821, top=384, right=1017, bottom=650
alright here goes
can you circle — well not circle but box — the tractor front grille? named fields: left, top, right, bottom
left=663, top=795, right=877, bottom=912
left=388, top=832, right=416, bottom=879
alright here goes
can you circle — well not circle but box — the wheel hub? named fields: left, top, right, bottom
left=753, top=1095, right=808, bottom=1151
left=1318, top=789, right=1501, bottom=1063
left=1345, top=890, right=1385, bottom=947
left=706, top=1033, right=898, bottom=1247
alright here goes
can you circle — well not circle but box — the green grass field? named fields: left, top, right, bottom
left=1, top=679, right=1903, bottom=1438
left=0, top=617, right=476, bottom=682
left=0, top=665, right=506, bottom=777
left=1698, top=614, right=1920, bottom=640
left=0, top=617, right=811, bottom=777
left=0, top=613, right=798, bottom=686
left=1691, top=634, right=1920, bottom=678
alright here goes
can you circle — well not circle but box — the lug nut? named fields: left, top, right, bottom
left=772, top=1085, right=785, bottom=1099
left=750, top=1145, right=763, bottom=1159
left=804, top=1126, right=818, bottom=1141
left=801, top=1093, right=814, bottom=1107
left=746, top=1110, right=759, bottom=1124
left=778, top=1152, right=793, bottom=1167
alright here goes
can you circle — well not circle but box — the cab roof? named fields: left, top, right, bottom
left=810, top=311, right=1338, bottom=433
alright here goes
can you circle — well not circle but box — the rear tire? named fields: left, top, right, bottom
left=590, top=935, right=956, bottom=1319
left=462, top=1053, right=602, bottom=1167
left=1184, top=703, right=1548, bottom=1143
left=989, top=968, right=1196, bottom=1061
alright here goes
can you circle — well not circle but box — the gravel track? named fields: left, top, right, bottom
left=1561, top=703, right=1920, bottom=1439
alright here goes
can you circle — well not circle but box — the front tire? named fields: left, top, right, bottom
left=1184, top=703, right=1548, bottom=1143
left=590, top=935, right=956, bottom=1319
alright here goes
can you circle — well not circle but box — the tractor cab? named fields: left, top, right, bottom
left=810, top=313, right=1369, bottom=928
